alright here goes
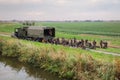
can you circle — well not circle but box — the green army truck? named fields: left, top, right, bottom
left=13, top=26, right=55, bottom=41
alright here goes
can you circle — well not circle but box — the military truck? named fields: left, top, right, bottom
left=13, top=26, right=55, bottom=41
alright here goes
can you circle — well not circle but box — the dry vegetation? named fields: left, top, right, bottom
left=0, top=37, right=120, bottom=80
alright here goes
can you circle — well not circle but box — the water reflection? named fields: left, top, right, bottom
left=0, top=56, right=60, bottom=80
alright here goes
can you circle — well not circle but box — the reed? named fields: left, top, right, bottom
left=0, top=37, right=119, bottom=80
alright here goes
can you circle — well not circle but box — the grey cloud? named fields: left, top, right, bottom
left=0, top=0, right=120, bottom=20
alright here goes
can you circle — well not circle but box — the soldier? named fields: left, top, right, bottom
left=54, top=38, right=57, bottom=44
left=81, top=39, right=84, bottom=47
left=61, top=38, right=67, bottom=46
left=72, top=38, right=76, bottom=47
left=51, top=38, right=55, bottom=44
left=59, top=38, right=62, bottom=45
left=47, top=39, right=51, bottom=43
left=85, top=39, right=88, bottom=47
left=77, top=40, right=82, bottom=48
left=54, top=38, right=57, bottom=45
left=105, top=42, right=108, bottom=48
left=88, top=42, right=92, bottom=49
left=69, top=39, right=72, bottom=47
left=49, top=30, right=52, bottom=36
left=65, top=39, right=69, bottom=46
left=42, top=38, right=45, bottom=43
left=103, top=41, right=108, bottom=49
left=56, top=38, right=60, bottom=45
left=92, top=40, right=97, bottom=49
left=100, top=40, right=103, bottom=48
left=73, top=37, right=76, bottom=43
left=61, top=38, right=64, bottom=44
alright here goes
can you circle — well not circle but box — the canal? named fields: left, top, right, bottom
left=0, top=56, right=61, bottom=80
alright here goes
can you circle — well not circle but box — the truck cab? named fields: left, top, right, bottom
left=14, top=27, right=28, bottom=39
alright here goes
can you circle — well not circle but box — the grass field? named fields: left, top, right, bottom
left=0, top=22, right=22, bottom=33
left=1, top=22, right=120, bottom=36
left=36, top=21, right=120, bottom=36
left=0, top=22, right=120, bottom=80
left=0, top=22, right=120, bottom=53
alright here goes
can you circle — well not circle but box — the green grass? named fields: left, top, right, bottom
left=1, top=22, right=120, bottom=36
left=0, top=35, right=120, bottom=80
left=0, top=22, right=120, bottom=53
left=36, top=22, right=120, bottom=36
left=0, top=36, right=118, bottom=62
left=0, top=22, right=120, bottom=80
left=97, top=48, right=120, bottom=54
left=0, top=22, right=22, bottom=33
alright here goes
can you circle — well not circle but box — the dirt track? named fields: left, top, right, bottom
left=0, top=34, right=10, bottom=37
left=0, top=33, right=120, bottom=56
left=90, top=49, right=120, bottom=56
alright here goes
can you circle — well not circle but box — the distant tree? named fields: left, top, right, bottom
left=26, top=21, right=29, bottom=25
left=32, top=22, right=35, bottom=26
left=22, top=22, right=26, bottom=25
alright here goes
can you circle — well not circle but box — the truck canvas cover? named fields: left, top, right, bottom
left=27, top=26, right=45, bottom=38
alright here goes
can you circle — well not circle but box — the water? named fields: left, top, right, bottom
left=0, top=56, right=61, bottom=80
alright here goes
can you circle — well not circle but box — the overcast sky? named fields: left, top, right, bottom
left=0, top=0, right=120, bottom=20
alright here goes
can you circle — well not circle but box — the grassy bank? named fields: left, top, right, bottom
left=0, top=36, right=120, bottom=80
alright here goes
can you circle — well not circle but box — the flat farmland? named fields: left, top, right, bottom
left=36, top=21, right=120, bottom=36
left=1, top=22, right=120, bottom=36
left=0, top=22, right=120, bottom=53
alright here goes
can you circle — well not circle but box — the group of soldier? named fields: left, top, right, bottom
left=42, top=37, right=108, bottom=49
